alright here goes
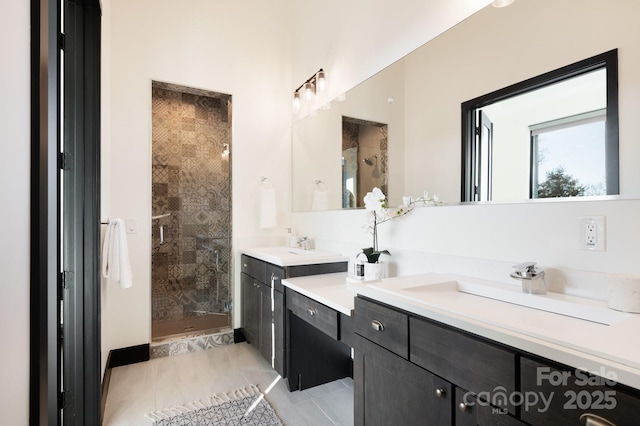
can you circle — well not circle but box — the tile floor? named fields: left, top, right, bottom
left=103, top=342, right=354, bottom=425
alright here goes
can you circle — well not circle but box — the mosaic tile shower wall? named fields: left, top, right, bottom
left=151, top=81, right=232, bottom=341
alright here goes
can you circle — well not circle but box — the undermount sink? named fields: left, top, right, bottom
left=286, top=247, right=337, bottom=256
left=384, top=276, right=630, bottom=326
left=242, top=246, right=347, bottom=267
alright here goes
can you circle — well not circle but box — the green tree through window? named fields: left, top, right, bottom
left=537, top=166, right=586, bottom=198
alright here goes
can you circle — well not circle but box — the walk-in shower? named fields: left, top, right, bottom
left=150, top=81, right=232, bottom=342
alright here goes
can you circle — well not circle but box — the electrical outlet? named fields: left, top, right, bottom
left=579, top=216, right=605, bottom=251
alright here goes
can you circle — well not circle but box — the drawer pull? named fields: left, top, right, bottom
left=307, top=307, right=317, bottom=316
left=371, top=320, right=385, bottom=332
left=459, top=402, right=471, bottom=413
left=435, top=388, right=446, bottom=398
left=580, top=414, right=616, bottom=426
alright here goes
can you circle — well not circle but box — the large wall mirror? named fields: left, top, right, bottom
left=291, top=0, right=640, bottom=212
left=461, top=50, right=619, bottom=202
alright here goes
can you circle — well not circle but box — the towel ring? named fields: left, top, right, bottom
left=260, top=176, right=274, bottom=189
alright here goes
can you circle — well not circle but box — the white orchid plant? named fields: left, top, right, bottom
left=362, top=187, right=440, bottom=263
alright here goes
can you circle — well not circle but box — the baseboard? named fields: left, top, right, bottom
left=101, top=344, right=150, bottom=424
left=108, top=343, right=150, bottom=368
left=234, top=328, right=246, bottom=343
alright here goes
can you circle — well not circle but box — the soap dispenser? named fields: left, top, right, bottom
left=287, top=228, right=299, bottom=248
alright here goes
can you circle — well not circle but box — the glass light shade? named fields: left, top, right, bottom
left=292, top=92, right=301, bottom=113
left=303, top=82, right=315, bottom=100
left=492, top=0, right=515, bottom=7
left=316, top=70, right=326, bottom=93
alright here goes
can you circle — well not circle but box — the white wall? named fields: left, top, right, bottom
left=0, top=1, right=30, bottom=423
left=292, top=0, right=640, bottom=284
left=291, top=0, right=492, bottom=107
left=103, top=0, right=293, bottom=355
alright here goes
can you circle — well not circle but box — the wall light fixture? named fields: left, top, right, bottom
left=293, top=68, right=326, bottom=113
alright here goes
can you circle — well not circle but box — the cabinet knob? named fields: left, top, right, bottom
left=371, top=320, right=385, bottom=332
left=435, top=388, right=446, bottom=398
left=307, top=307, right=317, bottom=316
left=243, top=263, right=247, bottom=268
left=580, top=414, right=616, bottom=426
left=459, top=402, right=471, bottom=413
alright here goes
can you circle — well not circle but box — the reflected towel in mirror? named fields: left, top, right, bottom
left=311, top=187, right=328, bottom=211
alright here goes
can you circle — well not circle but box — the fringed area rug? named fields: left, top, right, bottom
left=145, top=384, right=283, bottom=425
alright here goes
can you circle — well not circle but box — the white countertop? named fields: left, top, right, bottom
left=351, top=273, right=640, bottom=390
left=281, top=272, right=356, bottom=316
left=241, top=246, right=349, bottom=267
left=278, top=269, right=640, bottom=389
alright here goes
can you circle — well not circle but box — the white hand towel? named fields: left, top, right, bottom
left=102, top=218, right=133, bottom=289
left=311, top=188, right=329, bottom=211
left=259, top=187, right=277, bottom=228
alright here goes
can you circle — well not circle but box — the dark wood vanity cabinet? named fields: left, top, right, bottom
left=240, top=254, right=347, bottom=381
left=455, top=388, right=526, bottom=426
left=354, top=295, right=640, bottom=426
left=520, top=356, right=640, bottom=426
left=286, top=289, right=352, bottom=391
left=354, top=333, right=453, bottom=426
left=354, top=296, right=522, bottom=426
left=240, top=257, right=282, bottom=374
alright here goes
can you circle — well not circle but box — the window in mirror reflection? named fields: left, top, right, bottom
left=341, top=117, right=388, bottom=208
left=462, top=50, right=618, bottom=202
left=531, top=109, right=606, bottom=198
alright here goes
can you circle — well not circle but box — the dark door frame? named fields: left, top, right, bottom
left=30, top=0, right=101, bottom=424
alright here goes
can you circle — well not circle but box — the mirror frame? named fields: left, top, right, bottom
left=461, top=49, right=619, bottom=202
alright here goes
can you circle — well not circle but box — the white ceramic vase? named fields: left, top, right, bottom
left=364, top=262, right=384, bottom=281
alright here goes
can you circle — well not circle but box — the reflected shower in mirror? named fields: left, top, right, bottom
left=342, top=117, right=388, bottom=208
left=461, top=50, right=618, bottom=202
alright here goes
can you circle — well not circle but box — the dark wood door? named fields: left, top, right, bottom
left=521, top=357, right=640, bottom=426
left=259, top=283, right=273, bottom=363
left=455, top=387, right=526, bottom=426
left=273, top=289, right=285, bottom=376
left=241, top=273, right=259, bottom=347
left=354, top=335, right=452, bottom=426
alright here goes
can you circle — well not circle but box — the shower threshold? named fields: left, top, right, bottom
left=152, top=312, right=231, bottom=343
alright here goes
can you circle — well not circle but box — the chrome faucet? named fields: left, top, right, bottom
left=298, top=236, right=311, bottom=250
left=510, top=262, right=546, bottom=294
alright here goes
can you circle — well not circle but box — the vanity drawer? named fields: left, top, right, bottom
left=354, top=297, right=409, bottom=359
left=287, top=290, right=339, bottom=340
left=410, top=316, right=516, bottom=415
left=241, top=255, right=266, bottom=283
